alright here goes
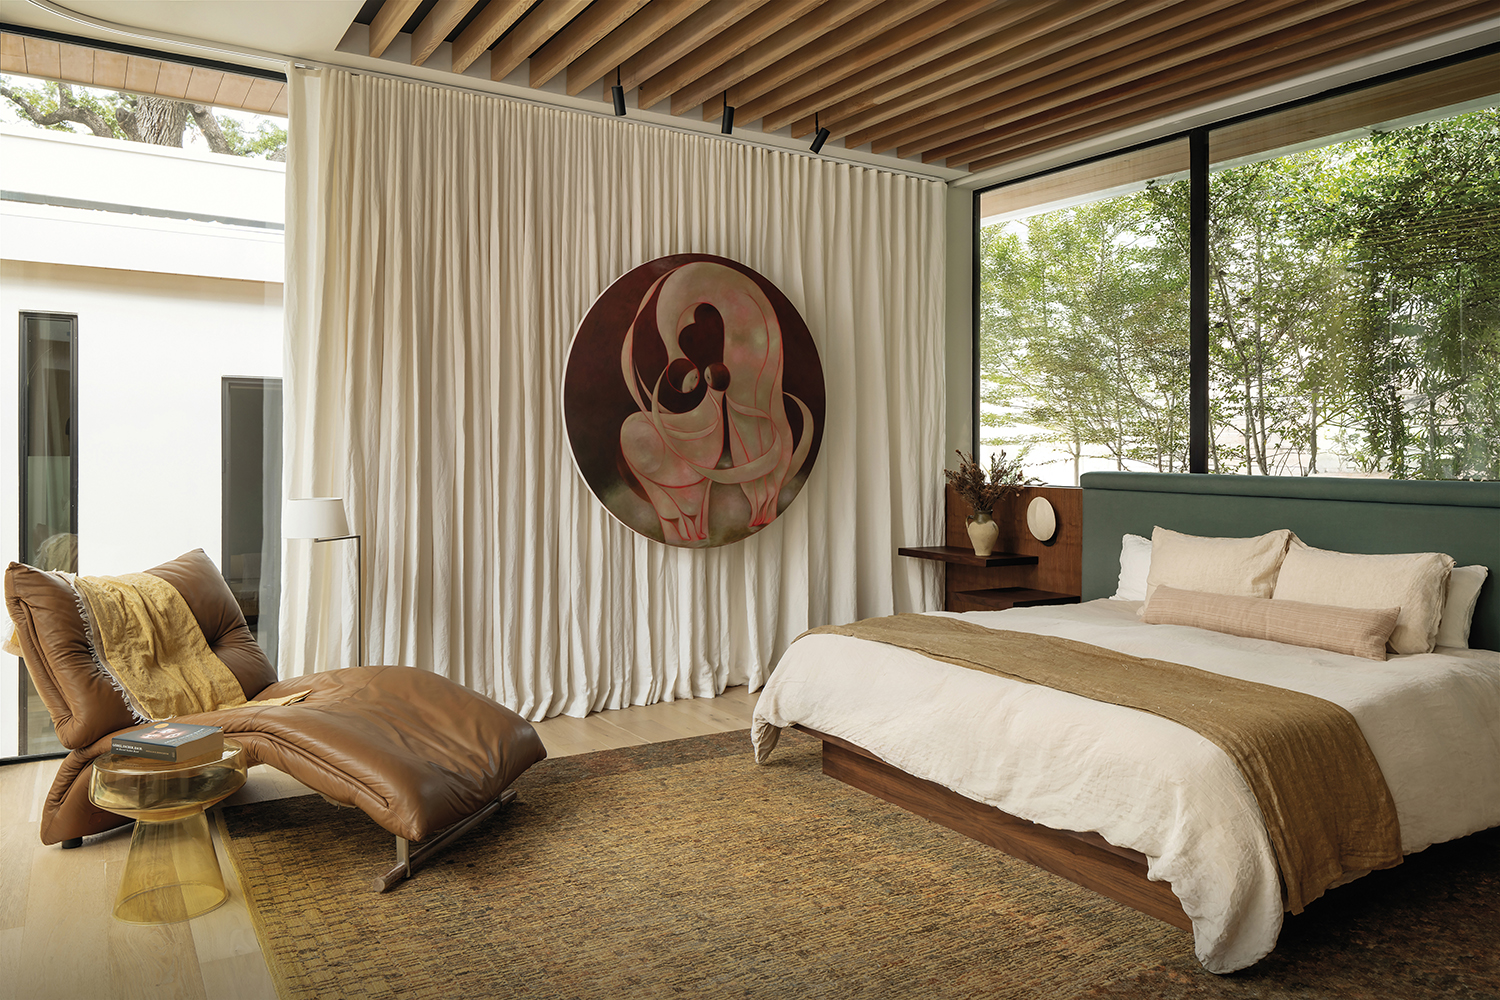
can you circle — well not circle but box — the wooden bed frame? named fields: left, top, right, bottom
left=793, top=723, right=1192, bottom=930
left=800, top=471, right=1500, bottom=931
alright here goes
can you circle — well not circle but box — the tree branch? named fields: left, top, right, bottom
left=0, top=82, right=115, bottom=138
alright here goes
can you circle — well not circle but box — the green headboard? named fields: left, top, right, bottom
left=1081, top=472, right=1500, bottom=652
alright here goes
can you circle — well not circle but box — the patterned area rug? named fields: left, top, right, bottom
left=219, top=729, right=1499, bottom=1000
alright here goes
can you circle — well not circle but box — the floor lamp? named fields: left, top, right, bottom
left=284, top=497, right=362, bottom=668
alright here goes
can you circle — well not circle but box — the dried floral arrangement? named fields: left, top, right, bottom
left=944, top=449, right=1038, bottom=517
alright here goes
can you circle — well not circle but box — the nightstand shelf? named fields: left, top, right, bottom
left=949, top=588, right=1081, bottom=614
left=896, top=545, right=1039, bottom=569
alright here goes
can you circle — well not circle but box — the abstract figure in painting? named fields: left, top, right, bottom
left=564, top=255, right=824, bottom=548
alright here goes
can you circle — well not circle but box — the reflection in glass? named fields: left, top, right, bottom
left=222, top=377, right=282, bottom=667
left=17, top=312, right=75, bottom=756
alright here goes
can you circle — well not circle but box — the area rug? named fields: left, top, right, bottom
left=219, top=729, right=1499, bottom=1000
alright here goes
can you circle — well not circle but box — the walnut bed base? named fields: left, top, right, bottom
left=793, top=724, right=1192, bottom=932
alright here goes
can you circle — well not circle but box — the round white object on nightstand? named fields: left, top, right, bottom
left=1026, top=496, right=1057, bottom=543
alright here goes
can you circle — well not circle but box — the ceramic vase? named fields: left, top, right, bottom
left=966, top=510, right=1000, bottom=557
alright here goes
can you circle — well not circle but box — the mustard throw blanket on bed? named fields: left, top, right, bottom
left=70, top=572, right=246, bottom=722
left=805, top=614, right=1403, bottom=915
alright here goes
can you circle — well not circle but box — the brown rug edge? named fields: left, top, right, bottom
left=216, top=807, right=298, bottom=1000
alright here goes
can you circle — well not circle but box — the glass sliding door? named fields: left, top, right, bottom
left=222, top=376, right=282, bottom=667
left=15, top=312, right=76, bottom=757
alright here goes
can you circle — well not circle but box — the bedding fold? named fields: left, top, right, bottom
left=804, top=613, right=1403, bottom=914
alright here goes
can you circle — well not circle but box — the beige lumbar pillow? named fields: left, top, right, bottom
left=1272, top=538, right=1453, bottom=655
left=1143, top=585, right=1399, bottom=660
left=1143, top=526, right=1294, bottom=606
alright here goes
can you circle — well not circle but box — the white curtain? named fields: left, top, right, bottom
left=282, top=66, right=945, bottom=720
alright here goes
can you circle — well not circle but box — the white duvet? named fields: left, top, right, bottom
left=750, top=599, right=1500, bottom=973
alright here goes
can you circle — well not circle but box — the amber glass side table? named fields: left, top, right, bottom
left=88, top=739, right=247, bottom=923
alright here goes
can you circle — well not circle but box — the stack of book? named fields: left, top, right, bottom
left=110, top=722, right=224, bottom=763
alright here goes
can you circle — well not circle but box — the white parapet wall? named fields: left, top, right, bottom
left=0, top=125, right=285, bottom=755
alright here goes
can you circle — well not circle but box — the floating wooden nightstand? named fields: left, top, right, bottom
left=946, top=588, right=1081, bottom=614
left=896, top=545, right=1038, bottom=569
left=904, top=485, right=1084, bottom=614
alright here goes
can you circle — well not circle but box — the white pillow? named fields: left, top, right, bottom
left=1111, top=534, right=1152, bottom=601
left=1143, top=526, right=1293, bottom=606
left=1436, top=565, right=1489, bottom=649
left=1272, top=538, right=1454, bottom=655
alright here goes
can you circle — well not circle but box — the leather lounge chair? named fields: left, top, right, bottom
left=4, top=549, right=547, bottom=890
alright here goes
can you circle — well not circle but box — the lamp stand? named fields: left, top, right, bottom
left=313, top=533, right=362, bottom=668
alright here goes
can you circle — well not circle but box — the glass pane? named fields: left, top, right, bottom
left=223, top=378, right=283, bottom=669
left=15, top=312, right=75, bottom=757
left=1208, top=108, right=1500, bottom=478
left=22, top=315, right=76, bottom=570
left=978, top=181, right=1191, bottom=484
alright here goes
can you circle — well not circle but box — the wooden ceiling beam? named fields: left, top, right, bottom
left=789, top=0, right=1177, bottom=141
left=670, top=0, right=884, bottom=116
left=369, top=0, right=423, bottom=59
left=530, top=0, right=652, bottom=87
left=638, top=0, right=827, bottom=111
left=760, top=0, right=1122, bottom=134
left=618, top=0, right=775, bottom=93
left=567, top=0, right=715, bottom=96
left=877, top=0, right=1324, bottom=157
left=962, top=0, right=1485, bottom=171
left=720, top=0, right=987, bottom=124
left=846, top=0, right=1254, bottom=148
left=451, top=0, right=533, bottom=74
left=491, top=0, right=593, bottom=82
left=411, top=0, right=481, bottom=67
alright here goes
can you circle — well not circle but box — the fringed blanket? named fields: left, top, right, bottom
left=69, top=572, right=246, bottom=721
left=800, top=614, right=1403, bottom=915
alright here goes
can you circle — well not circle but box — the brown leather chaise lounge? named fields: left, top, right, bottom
left=5, top=549, right=547, bottom=890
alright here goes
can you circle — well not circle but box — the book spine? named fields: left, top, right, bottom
left=110, top=742, right=177, bottom=761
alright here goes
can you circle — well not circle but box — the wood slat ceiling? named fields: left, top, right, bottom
left=0, top=32, right=288, bottom=116
left=353, top=0, right=1498, bottom=175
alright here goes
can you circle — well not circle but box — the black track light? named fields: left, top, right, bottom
left=810, top=112, right=830, bottom=154
left=721, top=92, right=735, bottom=135
left=612, top=66, right=626, bottom=117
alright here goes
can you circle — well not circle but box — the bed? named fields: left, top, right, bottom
left=751, top=472, right=1500, bottom=973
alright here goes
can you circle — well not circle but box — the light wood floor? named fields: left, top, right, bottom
left=0, top=686, right=760, bottom=1000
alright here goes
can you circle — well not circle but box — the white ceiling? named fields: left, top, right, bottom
left=4, top=0, right=1499, bottom=189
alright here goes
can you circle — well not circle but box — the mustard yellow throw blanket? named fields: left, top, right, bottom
left=70, top=572, right=246, bottom=721
left=806, top=614, right=1403, bottom=914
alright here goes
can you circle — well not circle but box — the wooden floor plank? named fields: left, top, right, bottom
left=105, top=855, right=210, bottom=1000
left=4, top=684, right=759, bottom=998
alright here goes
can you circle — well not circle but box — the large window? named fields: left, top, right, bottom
left=977, top=52, right=1500, bottom=483
left=2, top=31, right=287, bottom=761
left=1209, top=111, right=1499, bottom=478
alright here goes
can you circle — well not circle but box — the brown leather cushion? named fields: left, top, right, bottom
left=5, top=549, right=276, bottom=749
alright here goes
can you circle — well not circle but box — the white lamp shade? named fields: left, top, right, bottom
left=284, top=498, right=350, bottom=539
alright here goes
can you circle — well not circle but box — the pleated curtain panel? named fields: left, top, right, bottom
left=281, top=66, right=946, bottom=720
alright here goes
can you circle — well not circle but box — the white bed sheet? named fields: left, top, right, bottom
left=750, top=599, right=1500, bottom=973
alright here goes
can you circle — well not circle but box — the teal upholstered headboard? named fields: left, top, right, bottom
left=1081, top=473, right=1500, bottom=652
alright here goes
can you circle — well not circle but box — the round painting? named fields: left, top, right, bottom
left=564, top=254, right=825, bottom=548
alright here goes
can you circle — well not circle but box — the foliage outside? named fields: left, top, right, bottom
left=0, top=76, right=286, bottom=159
left=980, top=108, right=1500, bottom=483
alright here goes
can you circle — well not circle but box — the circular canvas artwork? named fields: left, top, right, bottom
left=564, top=254, right=825, bottom=548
